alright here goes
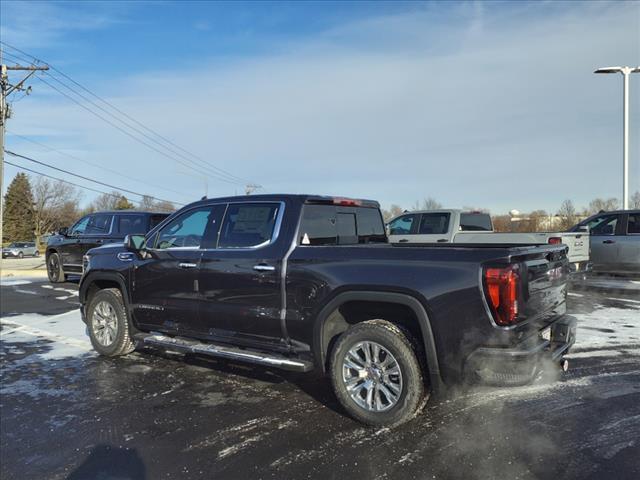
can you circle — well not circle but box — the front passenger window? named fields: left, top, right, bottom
left=70, top=216, right=90, bottom=236
left=388, top=214, right=416, bottom=235
left=155, top=208, right=213, bottom=249
left=590, top=215, right=618, bottom=235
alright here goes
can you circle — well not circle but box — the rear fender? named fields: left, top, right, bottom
left=313, top=291, right=443, bottom=393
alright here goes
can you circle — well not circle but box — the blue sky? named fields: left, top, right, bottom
left=1, top=0, right=639, bottom=212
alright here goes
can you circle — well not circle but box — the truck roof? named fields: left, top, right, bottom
left=182, top=194, right=380, bottom=209
left=394, top=209, right=489, bottom=215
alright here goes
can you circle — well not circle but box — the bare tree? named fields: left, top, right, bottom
left=492, top=215, right=512, bottom=232
left=412, top=197, right=442, bottom=210
left=31, top=177, right=82, bottom=239
left=381, top=204, right=404, bottom=222
left=630, top=191, right=640, bottom=209
left=557, top=199, right=577, bottom=230
left=587, top=197, right=619, bottom=214
left=138, top=195, right=157, bottom=211
left=91, top=191, right=135, bottom=211
left=528, top=210, right=548, bottom=232
left=154, top=200, right=176, bottom=213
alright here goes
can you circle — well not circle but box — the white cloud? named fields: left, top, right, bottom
left=5, top=2, right=640, bottom=212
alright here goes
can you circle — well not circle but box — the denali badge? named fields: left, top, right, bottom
left=136, top=304, right=164, bottom=311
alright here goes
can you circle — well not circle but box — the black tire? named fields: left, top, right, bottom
left=87, top=288, right=136, bottom=357
left=329, top=319, right=428, bottom=427
left=47, top=252, right=65, bottom=283
left=34, top=250, right=40, bottom=257
left=18, top=251, right=23, bottom=259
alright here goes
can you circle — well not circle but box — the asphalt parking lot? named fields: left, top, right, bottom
left=1, top=277, right=639, bottom=480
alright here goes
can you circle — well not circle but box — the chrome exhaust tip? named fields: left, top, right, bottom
left=560, top=358, right=569, bottom=372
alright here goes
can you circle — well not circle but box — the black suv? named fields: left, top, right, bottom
left=46, top=211, right=169, bottom=282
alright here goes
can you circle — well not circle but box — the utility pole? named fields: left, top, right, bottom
left=594, top=66, right=640, bottom=210
left=244, top=183, right=262, bottom=195
left=0, top=48, right=48, bottom=246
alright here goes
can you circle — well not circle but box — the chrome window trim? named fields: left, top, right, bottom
left=214, top=201, right=285, bottom=251
left=150, top=204, right=220, bottom=251
left=147, top=201, right=284, bottom=252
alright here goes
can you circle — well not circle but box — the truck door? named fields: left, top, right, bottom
left=131, top=206, right=219, bottom=333
left=588, top=214, right=621, bottom=271
left=617, top=213, right=640, bottom=274
left=197, top=202, right=286, bottom=348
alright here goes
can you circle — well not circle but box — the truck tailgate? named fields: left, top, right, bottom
left=555, top=233, right=590, bottom=264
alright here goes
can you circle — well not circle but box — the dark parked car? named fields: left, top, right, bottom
left=570, top=209, right=640, bottom=275
left=2, top=242, right=39, bottom=258
left=79, top=194, right=575, bottom=426
left=46, top=211, right=169, bottom=282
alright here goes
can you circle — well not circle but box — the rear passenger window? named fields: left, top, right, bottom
left=118, top=215, right=146, bottom=235
left=86, top=214, right=113, bottom=235
left=628, top=214, right=640, bottom=234
left=218, top=203, right=280, bottom=248
left=419, top=213, right=450, bottom=234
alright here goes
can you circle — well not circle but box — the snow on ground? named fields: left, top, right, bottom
left=581, top=277, right=640, bottom=292
left=569, top=303, right=640, bottom=353
left=0, top=310, right=91, bottom=360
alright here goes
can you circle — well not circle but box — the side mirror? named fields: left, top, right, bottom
left=58, top=227, right=69, bottom=236
left=124, top=234, right=146, bottom=252
left=578, top=225, right=589, bottom=233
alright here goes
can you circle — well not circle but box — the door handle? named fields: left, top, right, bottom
left=178, top=262, right=198, bottom=269
left=253, top=264, right=275, bottom=272
left=398, top=239, right=409, bottom=243
left=437, top=239, right=448, bottom=243
left=602, top=240, right=616, bottom=244
left=96, top=239, right=103, bottom=244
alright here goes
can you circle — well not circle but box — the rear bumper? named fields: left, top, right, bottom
left=569, top=261, right=592, bottom=275
left=465, top=315, right=577, bottom=385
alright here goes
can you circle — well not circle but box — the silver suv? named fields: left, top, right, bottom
left=1, top=242, right=39, bottom=259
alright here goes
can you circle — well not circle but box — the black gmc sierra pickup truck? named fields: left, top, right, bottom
left=79, top=194, right=576, bottom=426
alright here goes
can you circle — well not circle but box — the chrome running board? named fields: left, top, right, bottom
left=135, top=333, right=313, bottom=372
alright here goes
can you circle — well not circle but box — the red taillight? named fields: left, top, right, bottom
left=548, top=237, right=562, bottom=245
left=484, top=265, right=520, bottom=326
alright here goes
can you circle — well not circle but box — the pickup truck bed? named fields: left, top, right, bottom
left=79, top=194, right=576, bottom=426
left=388, top=209, right=591, bottom=274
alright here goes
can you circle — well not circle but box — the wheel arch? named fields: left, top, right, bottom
left=313, top=291, right=443, bottom=392
left=80, top=271, right=132, bottom=321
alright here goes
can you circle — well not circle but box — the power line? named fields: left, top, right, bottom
left=35, top=74, right=240, bottom=186
left=0, top=41, right=257, bottom=187
left=5, top=150, right=183, bottom=206
left=40, top=70, right=247, bottom=185
left=7, top=130, right=193, bottom=200
left=4, top=159, right=146, bottom=206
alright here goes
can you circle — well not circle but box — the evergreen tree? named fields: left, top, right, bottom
left=3, top=173, right=35, bottom=242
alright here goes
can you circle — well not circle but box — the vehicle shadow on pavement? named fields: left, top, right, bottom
left=66, top=444, right=146, bottom=480
left=153, top=349, right=349, bottom=417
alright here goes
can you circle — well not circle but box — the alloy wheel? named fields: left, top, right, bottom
left=342, top=341, right=403, bottom=412
left=92, top=301, right=119, bottom=346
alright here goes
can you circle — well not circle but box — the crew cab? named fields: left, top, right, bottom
left=46, top=210, right=169, bottom=283
left=387, top=209, right=591, bottom=276
left=570, top=209, right=640, bottom=276
left=79, top=195, right=576, bottom=426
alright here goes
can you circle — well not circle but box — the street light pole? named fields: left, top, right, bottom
left=594, top=66, right=640, bottom=210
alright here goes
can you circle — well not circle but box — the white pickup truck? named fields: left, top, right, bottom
left=387, top=209, right=591, bottom=275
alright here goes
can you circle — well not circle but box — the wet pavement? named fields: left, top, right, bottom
left=1, top=278, right=639, bottom=480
